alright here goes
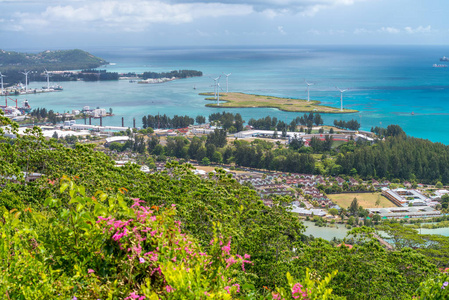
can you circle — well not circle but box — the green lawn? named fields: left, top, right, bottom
left=328, top=192, right=396, bottom=209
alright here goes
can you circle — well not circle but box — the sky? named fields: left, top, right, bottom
left=1, top=0, right=449, bottom=50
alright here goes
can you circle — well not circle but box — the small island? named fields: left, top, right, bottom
left=201, top=92, right=358, bottom=113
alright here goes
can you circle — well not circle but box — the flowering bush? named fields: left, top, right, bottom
left=415, top=273, right=449, bottom=299
left=268, top=269, right=344, bottom=300
left=0, top=178, right=342, bottom=299
left=97, top=198, right=254, bottom=299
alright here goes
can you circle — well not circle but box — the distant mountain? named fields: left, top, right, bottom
left=0, top=49, right=108, bottom=71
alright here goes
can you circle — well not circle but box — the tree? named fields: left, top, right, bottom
left=375, top=195, right=381, bottom=207
left=328, top=208, right=338, bottom=217
left=349, top=197, right=359, bottom=216
left=147, top=136, right=160, bottom=154
left=52, top=131, right=59, bottom=139
left=313, top=113, right=323, bottom=126
left=211, top=151, right=223, bottom=163
left=436, top=181, right=443, bottom=189
left=195, top=115, right=206, bottom=125
left=206, top=129, right=227, bottom=148
left=386, top=124, right=406, bottom=137
left=349, top=168, right=358, bottom=176
left=201, top=157, right=210, bottom=165
left=372, top=213, right=381, bottom=224
left=442, top=194, right=449, bottom=210
left=347, top=216, right=355, bottom=225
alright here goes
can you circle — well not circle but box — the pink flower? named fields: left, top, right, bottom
left=224, top=286, right=231, bottom=294
left=272, top=293, right=282, bottom=300
left=165, top=285, right=174, bottom=293
left=233, top=283, right=240, bottom=293
left=88, top=269, right=95, bottom=274
left=139, top=257, right=145, bottom=264
left=221, top=238, right=232, bottom=255
left=292, top=283, right=308, bottom=299
left=124, top=292, right=140, bottom=300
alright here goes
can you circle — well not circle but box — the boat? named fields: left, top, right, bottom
left=21, top=99, right=31, bottom=113
left=433, top=64, right=447, bottom=68
left=440, top=56, right=449, bottom=61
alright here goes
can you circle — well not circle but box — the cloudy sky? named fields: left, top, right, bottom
left=1, top=0, right=448, bottom=49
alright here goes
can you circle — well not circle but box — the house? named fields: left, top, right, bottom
left=349, top=178, right=358, bottom=186
left=335, top=177, right=345, bottom=186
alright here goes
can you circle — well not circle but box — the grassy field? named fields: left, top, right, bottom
left=328, top=192, right=396, bottom=209
left=201, top=92, right=358, bottom=114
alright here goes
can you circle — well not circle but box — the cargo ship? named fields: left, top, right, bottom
left=0, top=98, right=32, bottom=114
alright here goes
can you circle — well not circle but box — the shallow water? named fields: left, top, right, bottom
left=14, top=45, right=449, bottom=143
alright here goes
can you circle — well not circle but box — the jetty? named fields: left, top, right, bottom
left=373, top=233, right=394, bottom=250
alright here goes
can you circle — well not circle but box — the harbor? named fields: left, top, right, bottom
left=0, top=69, right=63, bottom=96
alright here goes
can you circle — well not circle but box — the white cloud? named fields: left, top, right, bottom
left=277, top=25, right=286, bottom=35
left=379, top=26, right=400, bottom=34
left=3, top=0, right=371, bottom=33
left=306, top=28, right=345, bottom=35
left=8, top=0, right=254, bottom=32
left=175, top=0, right=368, bottom=15
left=308, top=29, right=321, bottom=35
left=353, top=28, right=371, bottom=34
left=404, top=25, right=432, bottom=34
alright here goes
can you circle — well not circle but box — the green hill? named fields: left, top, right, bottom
left=0, top=48, right=108, bottom=71
left=0, top=115, right=448, bottom=299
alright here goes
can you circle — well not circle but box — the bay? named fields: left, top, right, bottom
left=14, top=45, right=449, bottom=143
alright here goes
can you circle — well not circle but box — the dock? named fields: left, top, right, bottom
left=372, top=233, right=394, bottom=250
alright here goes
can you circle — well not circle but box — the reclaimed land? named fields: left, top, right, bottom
left=328, top=192, right=396, bottom=208
left=201, top=92, right=358, bottom=113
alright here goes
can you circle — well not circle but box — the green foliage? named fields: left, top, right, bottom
left=328, top=208, right=338, bottom=216
left=336, top=133, right=449, bottom=184
left=0, top=49, right=107, bottom=75
left=0, top=114, right=448, bottom=299
left=142, top=70, right=202, bottom=80
left=415, top=273, right=449, bottom=300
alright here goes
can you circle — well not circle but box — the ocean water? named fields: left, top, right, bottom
left=15, top=45, right=449, bottom=144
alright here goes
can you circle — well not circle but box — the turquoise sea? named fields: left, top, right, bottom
left=16, top=45, right=449, bottom=144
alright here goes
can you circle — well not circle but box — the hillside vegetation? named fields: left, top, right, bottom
left=0, top=49, right=107, bottom=73
left=0, top=113, right=448, bottom=299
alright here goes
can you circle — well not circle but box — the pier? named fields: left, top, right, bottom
left=372, top=233, right=394, bottom=250
left=70, top=124, right=131, bottom=132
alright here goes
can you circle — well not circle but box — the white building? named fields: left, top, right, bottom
left=368, top=206, right=441, bottom=219
left=91, top=108, right=107, bottom=117
left=105, top=136, right=133, bottom=145
left=234, top=129, right=305, bottom=140
left=290, top=206, right=327, bottom=217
